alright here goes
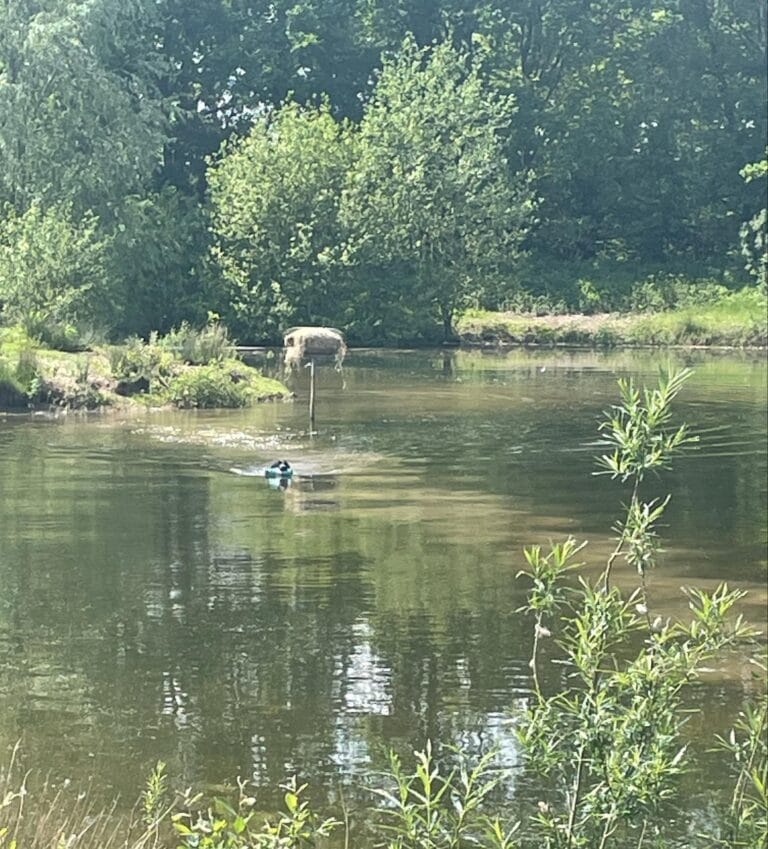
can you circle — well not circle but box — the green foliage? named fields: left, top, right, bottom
left=713, top=669, right=768, bottom=849
left=482, top=0, right=766, bottom=268
left=0, top=343, right=42, bottom=408
left=0, top=0, right=765, bottom=341
left=0, top=203, right=106, bottom=337
left=106, top=189, right=212, bottom=337
left=142, top=760, right=170, bottom=834
left=596, top=368, right=696, bottom=485
left=739, top=151, right=768, bottom=291
left=0, top=741, right=145, bottom=849
left=518, top=539, right=586, bottom=700
left=109, top=335, right=175, bottom=392
left=628, top=276, right=730, bottom=313
left=595, top=367, right=697, bottom=604
left=627, top=288, right=768, bottom=347
left=371, top=742, right=517, bottom=849
left=0, top=367, right=28, bottom=409
left=208, top=101, right=354, bottom=342
left=341, top=36, right=533, bottom=339
left=0, top=0, right=168, bottom=216
left=520, top=581, right=751, bottom=849
left=172, top=776, right=339, bottom=848
left=456, top=287, right=767, bottom=348
left=517, top=368, right=758, bottom=849
left=160, top=318, right=235, bottom=365
left=166, top=363, right=253, bottom=408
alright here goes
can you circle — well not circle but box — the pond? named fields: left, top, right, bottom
left=0, top=348, right=765, bottom=833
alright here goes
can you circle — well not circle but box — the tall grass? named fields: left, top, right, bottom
left=628, top=287, right=767, bottom=346
left=159, top=319, right=235, bottom=365
left=0, top=742, right=157, bottom=849
left=0, top=346, right=41, bottom=407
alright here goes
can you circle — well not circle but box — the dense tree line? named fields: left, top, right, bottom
left=0, top=0, right=765, bottom=343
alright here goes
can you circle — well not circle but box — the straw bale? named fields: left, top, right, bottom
left=283, top=326, right=347, bottom=360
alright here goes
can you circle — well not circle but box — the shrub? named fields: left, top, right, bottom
left=0, top=347, right=41, bottom=408
left=629, top=274, right=731, bottom=312
left=713, top=674, right=768, bottom=848
left=0, top=364, right=28, bottom=407
left=515, top=369, right=757, bottom=849
left=160, top=318, right=235, bottom=365
left=0, top=202, right=106, bottom=335
left=30, top=319, right=105, bottom=352
left=370, top=742, right=515, bottom=849
left=166, top=363, right=251, bottom=408
left=109, top=336, right=175, bottom=393
left=173, top=776, right=339, bottom=848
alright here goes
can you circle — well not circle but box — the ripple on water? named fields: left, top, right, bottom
left=0, top=349, right=763, bottom=827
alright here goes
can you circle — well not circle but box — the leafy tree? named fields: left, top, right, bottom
left=0, top=0, right=177, bottom=336
left=156, top=0, right=382, bottom=196
left=0, top=203, right=106, bottom=337
left=477, top=0, right=767, bottom=270
left=340, top=37, right=533, bottom=340
left=740, top=152, right=768, bottom=291
left=156, top=0, right=482, bottom=195
left=106, top=189, right=212, bottom=337
left=0, top=0, right=168, bottom=216
left=0, top=0, right=764, bottom=336
left=208, top=101, right=354, bottom=342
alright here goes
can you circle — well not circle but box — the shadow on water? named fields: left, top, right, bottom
left=0, top=348, right=764, bottom=833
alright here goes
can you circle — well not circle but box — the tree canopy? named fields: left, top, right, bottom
left=0, top=0, right=764, bottom=343
left=208, top=101, right=354, bottom=340
left=340, top=37, right=532, bottom=339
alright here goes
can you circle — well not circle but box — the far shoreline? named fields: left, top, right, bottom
left=453, top=292, right=767, bottom=350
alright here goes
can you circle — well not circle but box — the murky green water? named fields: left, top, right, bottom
left=0, top=348, right=765, bottom=828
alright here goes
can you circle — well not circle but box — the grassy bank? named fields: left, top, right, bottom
left=0, top=323, right=290, bottom=412
left=456, top=287, right=767, bottom=348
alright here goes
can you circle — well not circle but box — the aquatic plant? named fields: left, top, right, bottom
left=0, top=740, right=152, bottom=849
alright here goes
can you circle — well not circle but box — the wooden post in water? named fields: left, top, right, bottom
left=308, top=358, right=316, bottom=431
left=284, top=327, right=346, bottom=434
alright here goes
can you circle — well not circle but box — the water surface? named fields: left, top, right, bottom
left=0, top=348, right=765, bottom=827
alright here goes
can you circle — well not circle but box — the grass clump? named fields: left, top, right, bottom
left=0, top=324, right=41, bottom=353
left=0, top=362, right=29, bottom=408
left=108, top=320, right=286, bottom=408
left=160, top=317, right=235, bottom=365
left=166, top=362, right=252, bottom=408
left=0, top=741, right=150, bottom=849
left=0, top=345, right=42, bottom=408
left=108, top=335, right=176, bottom=395
left=27, top=318, right=105, bottom=352
left=166, top=359, right=287, bottom=409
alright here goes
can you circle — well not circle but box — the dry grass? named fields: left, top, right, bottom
left=0, top=743, right=165, bottom=849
